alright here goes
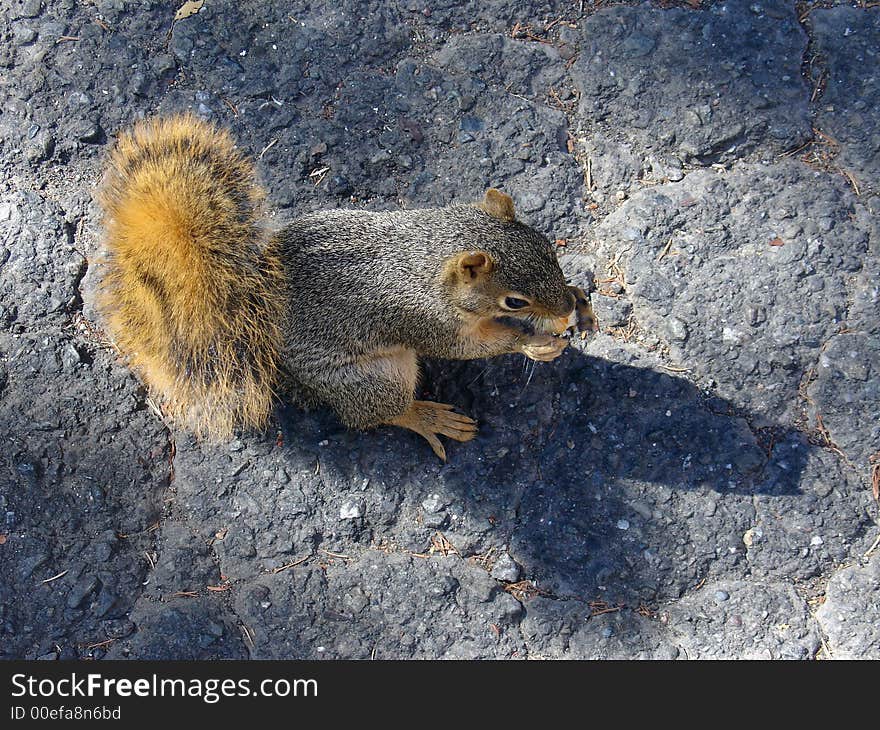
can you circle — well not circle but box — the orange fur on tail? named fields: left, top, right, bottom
left=98, top=114, right=285, bottom=438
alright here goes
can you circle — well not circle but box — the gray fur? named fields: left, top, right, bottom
left=274, top=203, right=571, bottom=429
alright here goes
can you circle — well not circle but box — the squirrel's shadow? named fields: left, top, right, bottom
left=276, top=342, right=812, bottom=603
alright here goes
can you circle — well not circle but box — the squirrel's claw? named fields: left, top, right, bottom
left=432, top=411, right=478, bottom=441
left=421, top=431, right=448, bottom=461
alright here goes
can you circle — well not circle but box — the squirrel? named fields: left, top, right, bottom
left=98, top=113, right=594, bottom=460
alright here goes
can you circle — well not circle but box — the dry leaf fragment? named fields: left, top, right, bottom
left=174, top=0, right=205, bottom=22
left=870, top=453, right=879, bottom=503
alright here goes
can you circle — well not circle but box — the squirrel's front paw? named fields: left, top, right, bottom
left=569, top=285, right=598, bottom=334
left=521, top=334, right=568, bottom=362
left=388, top=400, right=478, bottom=461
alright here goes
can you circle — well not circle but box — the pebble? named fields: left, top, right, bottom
left=423, top=512, right=447, bottom=529
left=622, top=32, right=656, bottom=58
left=66, top=575, right=99, bottom=609
left=93, top=541, right=114, bottom=563
left=13, top=26, right=37, bottom=45
left=339, top=500, right=364, bottom=520
left=38, top=20, right=65, bottom=41
left=459, top=115, right=483, bottom=133
left=18, top=551, right=48, bottom=579
left=103, top=618, right=135, bottom=639
left=26, top=130, right=55, bottom=162
left=329, top=175, right=352, bottom=195
left=714, top=590, right=730, bottom=603
left=666, top=317, right=689, bottom=342
left=75, top=121, right=102, bottom=144
left=67, top=91, right=91, bottom=108
left=591, top=293, right=631, bottom=328
left=150, top=54, right=176, bottom=76
left=18, top=0, right=43, bottom=19
left=61, top=343, right=84, bottom=369
left=93, top=589, right=117, bottom=618
left=490, top=553, right=522, bottom=583
left=456, top=94, right=475, bottom=111
left=368, top=149, right=392, bottom=167
left=747, top=306, right=767, bottom=326
left=722, top=327, right=746, bottom=345
left=429, top=575, right=459, bottom=598
left=616, top=519, right=630, bottom=531
left=421, top=494, right=445, bottom=513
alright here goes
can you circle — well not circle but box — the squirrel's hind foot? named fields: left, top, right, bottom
left=388, top=400, right=477, bottom=461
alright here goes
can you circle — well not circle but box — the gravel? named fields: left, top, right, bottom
left=0, top=0, right=877, bottom=660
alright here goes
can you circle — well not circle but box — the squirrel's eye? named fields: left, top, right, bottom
left=504, top=296, right=530, bottom=310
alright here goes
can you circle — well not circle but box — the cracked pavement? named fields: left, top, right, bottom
left=0, top=0, right=878, bottom=660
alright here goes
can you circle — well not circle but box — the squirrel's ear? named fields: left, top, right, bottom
left=453, top=251, right=495, bottom=281
left=478, top=188, right=516, bottom=222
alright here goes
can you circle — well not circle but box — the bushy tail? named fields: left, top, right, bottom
left=98, top=114, right=285, bottom=439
